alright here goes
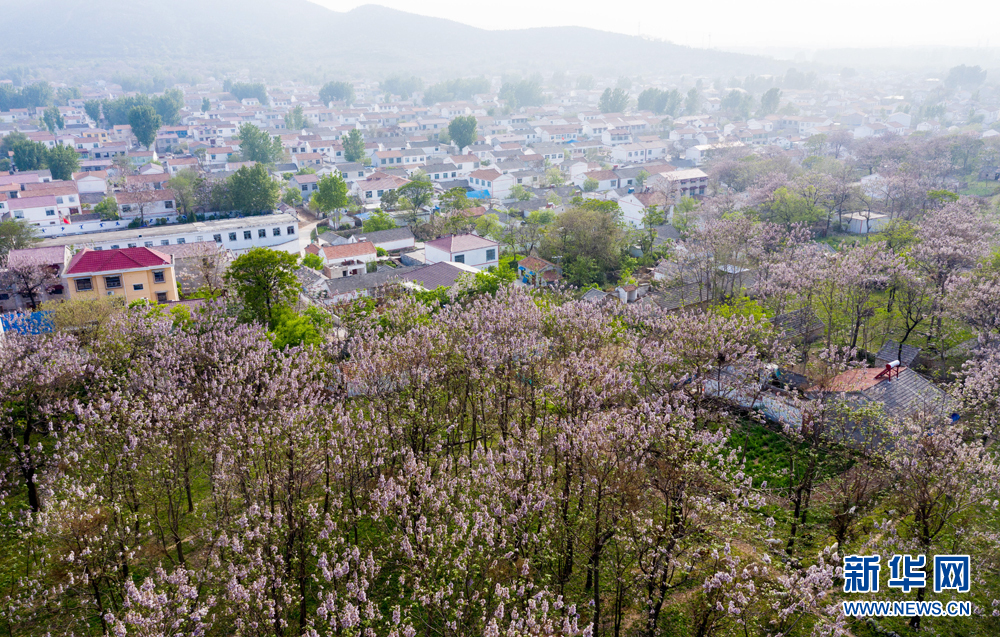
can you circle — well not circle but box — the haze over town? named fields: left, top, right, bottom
left=1, top=2, right=1000, bottom=636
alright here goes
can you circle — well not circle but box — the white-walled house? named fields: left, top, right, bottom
left=424, top=234, right=499, bottom=269
left=845, top=212, right=890, bottom=234
left=575, top=170, right=619, bottom=192
left=616, top=194, right=648, bottom=228
left=355, top=227, right=414, bottom=252
left=305, top=240, right=377, bottom=278
left=467, top=168, right=514, bottom=199
left=4, top=194, right=77, bottom=226
left=290, top=173, right=320, bottom=200
left=74, top=172, right=109, bottom=194
left=36, top=213, right=302, bottom=254
left=114, top=189, right=179, bottom=223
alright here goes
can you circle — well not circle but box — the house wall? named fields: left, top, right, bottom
left=425, top=244, right=498, bottom=269
left=65, top=266, right=179, bottom=304
left=40, top=218, right=301, bottom=253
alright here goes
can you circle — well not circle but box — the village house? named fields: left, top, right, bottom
left=424, top=233, right=499, bottom=269
left=63, top=246, right=179, bottom=304
left=305, top=240, right=377, bottom=278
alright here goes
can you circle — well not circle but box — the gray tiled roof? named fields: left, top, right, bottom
left=324, top=265, right=423, bottom=295
left=861, top=367, right=955, bottom=417
left=355, top=227, right=413, bottom=245
left=640, top=282, right=710, bottom=311
left=772, top=308, right=825, bottom=340
left=399, top=261, right=476, bottom=290
left=874, top=340, right=921, bottom=367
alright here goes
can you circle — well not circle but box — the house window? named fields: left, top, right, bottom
left=111, top=245, right=120, bottom=249
left=156, top=292, right=167, bottom=303
left=57, top=197, right=64, bottom=204
left=46, top=209, right=55, bottom=216
left=486, top=249, right=496, bottom=261
left=365, top=191, right=372, bottom=198
left=122, top=205, right=132, bottom=213
left=177, top=238, right=185, bottom=244
left=214, top=234, right=222, bottom=243
left=164, top=200, right=173, bottom=209
left=145, top=241, right=153, bottom=247
left=454, top=254, right=465, bottom=264
left=272, top=227, right=281, bottom=236
left=153, top=270, right=165, bottom=283
left=104, top=276, right=122, bottom=289
left=133, top=283, right=144, bottom=291
left=287, top=226, right=295, bottom=235
left=161, top=240, right=169, bottom=246
left=127, top=243, right=137, bottom=248
left=227, top=232, right=236, bottom=242
left=0, top=293, right=8, bottom=300
left=75, top=278, right=93, bottom=291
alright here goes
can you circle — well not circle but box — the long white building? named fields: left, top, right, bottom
left=38, top=213, right=301, bottom=255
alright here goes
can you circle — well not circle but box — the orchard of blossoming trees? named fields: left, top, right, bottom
left=3, top=195, right=1000, bottom=637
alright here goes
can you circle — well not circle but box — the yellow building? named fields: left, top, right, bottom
left=63, top=247, right=179, bottom=304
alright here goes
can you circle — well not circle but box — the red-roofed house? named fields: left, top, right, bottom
left=424, top=233, right=499, bottom=269
left=305, top=240, right=377, bottom=277
left=63, top=247, right=179, bottom=303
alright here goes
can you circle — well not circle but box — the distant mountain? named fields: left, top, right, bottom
left=2, top=1, right=781, bottom=80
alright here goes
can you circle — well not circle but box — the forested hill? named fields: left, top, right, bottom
left=3, top=1, right=779, bottom=79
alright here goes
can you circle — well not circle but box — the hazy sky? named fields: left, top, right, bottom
left=308, top=0, right=995, bottom=51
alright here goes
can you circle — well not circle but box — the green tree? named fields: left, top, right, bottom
left=224, top=247, right=301, bottom=327
left=637, top=88, right=662, bottom=112
left=565, top=255, right=600, bottom=286
left=282, top=187, right=303, bottom=207
left=509, top=184, right=532, bottom=202
left=302, top=252, right=325, bottom=270
left=11, top=139, right=48, bottom=171
left=685, top=88, right=701, bottom=115
left=671, top=196, right=698, bottom=238
left=201, top=97, right=211, bottom=113
left=152, top=89, right=184, bottom=125
left=397, top=175, right=434, bottom=221
left=759, top=88, right=781, bottom=116
left=128, top=104, right=162, bottom=150
left=284, top=105, right=307, bottom=130
left=474, top=213, right=503, bottom=240
left=576, top=75, right=596, bottom=90
left=237, top=123, right=283, bottom=164
left=46, top=145, right=79, bottom=181
left=42, top=106, right=63, bottom=133
left=84, top=100, right=102, bottom=123
left=760, top=186, right=823, bottom=229
left=636, top=170, right=650, bottom=189
left=312, top=173, right=350, bottom=228
left=168, top=169, right=205, bottom=220
left=544, top=167, right=565, bottom=186
left=440, top=187, right=471, bottom=214
left=270, top=306, right=322, bottom=350
left=228, top=163, right=280, bottom=214
left=0, top=220, right=40, bottom=264
left=342, top=129, right=366, bottom=163
left=319, top=81, right=355, bottom=105
left=379, top=188, right=399, bottom=211
left=94, top=197, right=120, bottom=221
left=362, top=209, right=397, bottom=232
left=599, top=88, right=629, bottom=113
left=448, top=115, right=478, bottom=150
left=541, top=200, right=626, bottom=281
left=639, top=205, right=667, bottom=254
left=583, top=177, right=599, bottom=192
